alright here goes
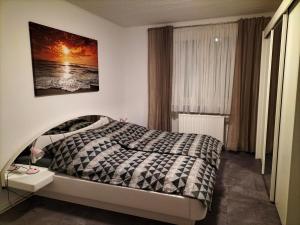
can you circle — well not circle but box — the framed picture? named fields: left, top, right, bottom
left=29, top=22, right=99, bottom=96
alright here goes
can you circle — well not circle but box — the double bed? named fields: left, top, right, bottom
left=3, top=116, right=223, bottom=225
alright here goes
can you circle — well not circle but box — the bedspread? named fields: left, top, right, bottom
left=92, top=120, right=223, bottom=169
left=46, top=131, right=217, bottom=206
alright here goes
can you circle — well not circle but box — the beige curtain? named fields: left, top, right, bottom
left=227, top=17, right=270, bottom=152
left=148, top=26, right=173, bottom=131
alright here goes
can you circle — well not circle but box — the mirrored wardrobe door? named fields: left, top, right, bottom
left=261, top=29, right=273, bottom=175
left=262, top=13, right=289, bottom=201
left=263, top=20, right=282, bottom=197
left=269, top=13, right=288, bottom=202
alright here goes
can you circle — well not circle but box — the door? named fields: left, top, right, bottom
left=269, top=14, right=288, bottom=202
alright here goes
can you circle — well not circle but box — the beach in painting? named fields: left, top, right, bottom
left=33, top=60, right=99, bottom=95
left=29, top=22, right=99, bottom=96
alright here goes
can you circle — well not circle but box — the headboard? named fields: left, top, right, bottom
left=0, top=114, right=112, bottom=187
left=35, top=116, right=110, bottom=149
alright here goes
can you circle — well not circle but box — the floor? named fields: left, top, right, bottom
left=0, top=152, right=282, bottom=225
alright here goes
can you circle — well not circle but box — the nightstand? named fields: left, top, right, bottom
left=5, top=164, right=54, bottom=192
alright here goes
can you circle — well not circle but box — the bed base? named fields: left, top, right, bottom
left=37, top=191, right=196, bottom=225
left=37, top=174, right=207, bottom=225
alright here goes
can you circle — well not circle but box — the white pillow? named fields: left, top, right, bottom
left=89, top=117, right=110, bottom=129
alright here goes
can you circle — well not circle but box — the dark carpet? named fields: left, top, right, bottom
left=0, top=152, right=282, bottom=225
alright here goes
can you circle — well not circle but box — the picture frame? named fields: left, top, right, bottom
left=29, top=22, right=99, bottom=96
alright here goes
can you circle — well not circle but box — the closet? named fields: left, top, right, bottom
left=256, top=0, right=300, bottom=225
left=263, top=18, right=282, bottom=197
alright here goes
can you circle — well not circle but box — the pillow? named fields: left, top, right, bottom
left=89, top=117, right=110, bottom=129
left=49, top=133, right=119, bottom=174
left=69, top=121, right=93, bottom=132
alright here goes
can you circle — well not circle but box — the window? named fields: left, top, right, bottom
left=172, top=23, right=238, bottom=114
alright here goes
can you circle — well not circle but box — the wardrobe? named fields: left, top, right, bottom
left=256, top=0, right=300, bottom=225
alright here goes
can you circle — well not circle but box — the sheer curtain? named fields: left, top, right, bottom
left=172, top=23, right=238, bottom=114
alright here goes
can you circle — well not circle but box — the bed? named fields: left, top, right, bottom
left=7, top=116, right=224, bottom=225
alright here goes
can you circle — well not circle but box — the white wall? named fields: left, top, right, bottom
left=0, top=0, right=125, bottom=172
left=122, top=27, right=148, bottom=126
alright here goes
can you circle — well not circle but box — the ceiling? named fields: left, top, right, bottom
left=67, top=0, right=281, bottom=27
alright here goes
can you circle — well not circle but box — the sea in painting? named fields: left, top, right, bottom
left=29, top=22, right=99, bottom=96
left=34, top=60, right=99, bottom=95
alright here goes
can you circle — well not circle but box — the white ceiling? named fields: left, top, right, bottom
left=67, top=0, right=281, bottom=27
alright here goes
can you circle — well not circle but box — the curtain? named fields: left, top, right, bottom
left=172, top=23, right=238, bottom=114
left=227, top=17, right=270, bottom=152
left=148, top=26, right=173, bottom=131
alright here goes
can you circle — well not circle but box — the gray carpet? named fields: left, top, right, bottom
left=0, top=152, right=281, bottom=225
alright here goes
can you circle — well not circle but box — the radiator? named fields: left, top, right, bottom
left=178, top=114, right=225, bottom=142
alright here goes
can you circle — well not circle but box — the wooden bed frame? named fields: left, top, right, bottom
left=1, top=115, right=208, bottom=225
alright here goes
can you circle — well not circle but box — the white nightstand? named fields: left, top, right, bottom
left=5, top=164, right=54, bottom=192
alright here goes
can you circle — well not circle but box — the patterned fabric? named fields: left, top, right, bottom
left=93, top=120, right=223, bottom=169
left=48, top=131, right=217, bottom=206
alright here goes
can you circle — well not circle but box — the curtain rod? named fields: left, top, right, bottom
left=174, top=20, right=238, bottom=29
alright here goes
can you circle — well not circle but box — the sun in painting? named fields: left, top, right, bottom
left=61, top=44, right=71, bottom=78
left=62, top=45, right=70, bottom=55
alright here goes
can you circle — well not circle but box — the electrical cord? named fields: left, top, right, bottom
left=4, top=134, right=61, bottom=207
left=4, top=134, right=66, bottom=207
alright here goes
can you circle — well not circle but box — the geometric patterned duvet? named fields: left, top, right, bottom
left=93, top=120, right=223, bottom=169
left=45, top=120, right=223, bottom=207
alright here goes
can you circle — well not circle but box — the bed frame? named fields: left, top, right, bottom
left=1, top=115, right=208, bottom=225
left=37, top=173, right=207, bottom=225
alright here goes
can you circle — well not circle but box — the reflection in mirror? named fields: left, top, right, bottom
left=44, top=115, right=101, bottom=135
left=13, top=115, right=108, bottom=169
left=264, top=19, right=282, bottom=195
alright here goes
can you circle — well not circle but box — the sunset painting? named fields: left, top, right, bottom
left=29, top=22, right=99, bottom=96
